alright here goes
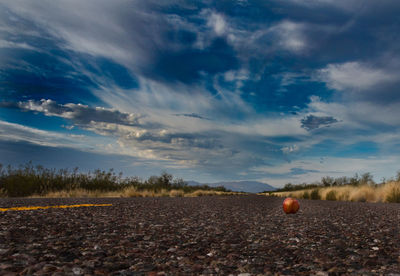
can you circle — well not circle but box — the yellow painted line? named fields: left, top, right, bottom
left=0, top=203, right=112, bottom=212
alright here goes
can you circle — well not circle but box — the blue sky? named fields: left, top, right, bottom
left=1, top=0, right=400, bottom=188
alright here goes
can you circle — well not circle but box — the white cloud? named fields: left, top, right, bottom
left=317, top=62, right=397, bottom=91
left=269, top=20, right=307, bottom=53
left=207, top=12, right=227, bottom=36
left=8, top=94, right=311, bottom=172
left=281, top=145, right=299, bottom=154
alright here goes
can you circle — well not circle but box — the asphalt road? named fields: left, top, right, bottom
left=0, top=196, right=400, bottom=275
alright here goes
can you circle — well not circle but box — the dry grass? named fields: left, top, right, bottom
left=183, top=190, right=243, bottom=197
left=30, top=189, right=121, bottom=198
left=30, top=187, right=242, bottom=198
left=264, top=181, right=400, bottom=203
left=0, top=188, right=7, bottom=198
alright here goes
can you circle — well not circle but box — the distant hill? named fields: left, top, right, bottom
left=187, top=180, right=276, bottom=193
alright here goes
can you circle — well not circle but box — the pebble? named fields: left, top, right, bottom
left=72, top=267, right=83, bottom=275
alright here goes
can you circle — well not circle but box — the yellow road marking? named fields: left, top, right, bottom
left=0, top=203, right=112, bottom=212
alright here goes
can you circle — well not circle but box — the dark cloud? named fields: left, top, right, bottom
left=0, top=102, right=18, bottom=109
left=301, top=115, right=339, bottom=131
left=173, top=113, right=210, bottom=120
left=110, top=128, right=223, bottom=151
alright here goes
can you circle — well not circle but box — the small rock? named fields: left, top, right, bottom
left=72, top=267, right=83, bottom=275
left=21, top=266, right=35, bottom=274
left=289, top=237, right=300, bottom=243
left=42, top=264, right=58, bottom=273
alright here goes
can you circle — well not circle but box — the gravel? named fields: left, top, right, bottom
left=0, top=195, right=400, bottom=275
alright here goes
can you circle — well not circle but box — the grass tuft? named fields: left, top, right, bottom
left=386, top=183, right=400, bottom=203
left=302, top=191, right=310, bottom=199
left=325, top=190, right=337, bottom=201
left=310, top=189, right=321, bottom=200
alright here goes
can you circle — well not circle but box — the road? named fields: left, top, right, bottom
left=0, top=196, right=400, bottom=275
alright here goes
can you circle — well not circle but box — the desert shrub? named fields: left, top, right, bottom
left=310, top=189, right=321, bottom=200
left=0, top=162, right=232, bottom=197
left=169, top=189, right=184, bottom=197
left=326, top=190, right=337, bottom=201
left=337, top=193, right=349, bottom=201
left=302, top=191, right=310, bottom=199
left=386, top=186, right=400, bottom=203
left=0, top=188, right=7, bottom=198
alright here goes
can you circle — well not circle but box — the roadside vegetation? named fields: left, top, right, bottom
left=0, top=162, right=237, bottom=198
left=262, top=172, right=400, bottom=203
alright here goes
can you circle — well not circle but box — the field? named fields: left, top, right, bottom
left=268, top=181, right=400, bottom=203
left=0, top=163, right=236, bottom=198
left=29, top=188, right=241, bottom=198
left=1, top=195, right=400, bottom=275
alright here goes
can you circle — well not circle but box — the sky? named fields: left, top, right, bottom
left=1, top=0, right=400, bottom=188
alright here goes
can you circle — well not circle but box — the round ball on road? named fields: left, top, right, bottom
left=283, top=197, right=300, bottom=214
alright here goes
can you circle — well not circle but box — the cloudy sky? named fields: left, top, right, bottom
left=1, top=0, right=400, bottom=188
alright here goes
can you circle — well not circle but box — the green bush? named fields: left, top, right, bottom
left=302, top=191, right=310, bottom=199
left=310, top=189, right=321, bottom=200
left=326, top=190, right=337, bottom=201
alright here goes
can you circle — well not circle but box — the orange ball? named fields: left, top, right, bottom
left=283, top=197, right=300, bottom=214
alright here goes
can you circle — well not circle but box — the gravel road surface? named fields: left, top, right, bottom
left=1, top=195, right=400, bottom=275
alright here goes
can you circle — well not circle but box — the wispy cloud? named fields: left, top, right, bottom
left=0, top=120, right=89, bottom=149
left=269, top=21, right=308, bottom=53
left=173, top=113, right=211, bottom=120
